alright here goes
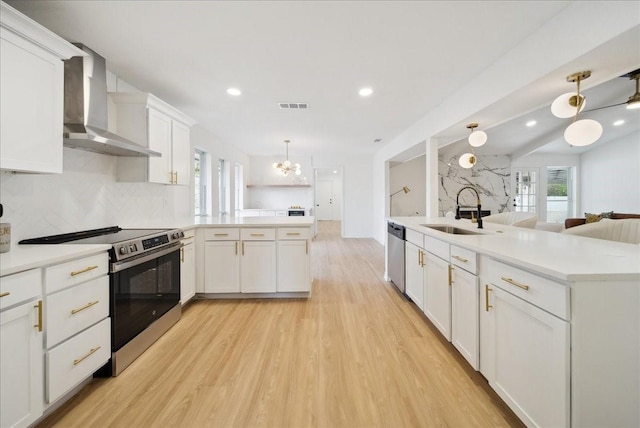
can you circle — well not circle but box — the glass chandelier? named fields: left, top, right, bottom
left=273, top=140, right=301, bottom=176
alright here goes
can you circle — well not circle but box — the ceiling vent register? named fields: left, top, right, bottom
left=278, top=103, right=308, bottom=109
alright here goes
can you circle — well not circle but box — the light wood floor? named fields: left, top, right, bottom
left=38, top=220, right=522, bottom=428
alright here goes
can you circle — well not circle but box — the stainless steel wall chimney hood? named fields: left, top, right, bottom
left=63, top=44, right=160, bottom=157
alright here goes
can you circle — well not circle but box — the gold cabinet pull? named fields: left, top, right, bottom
left=242, top=242, right=245, bottom=255
left=71, top=300, right=99, bottom=315
left=235, top=242, right=238, bottom=255
left=34, top=300, right=43, bottom=332
left=485, top=284, right=493, bottom=312
left=286, top=232, right=301, bottom=236
left=452, top=255, right=468, bottom=263
left=70, top=265, right=99, bottom=277
left=174, top=171, right=178, bottom=184
left=0, top=291, right=10, bottom=298
left=169, top=171, right=174, bottom=184
left=73, top=346, right=101, bottom=366
left=181, top=247, right=185, bottom=262
left=182, top=236, right=195, bottom=241
left=250, top=233, right=264, bottom=237
left=214, top=233, right=229, bottom=237
left=448, top=265, right=453, bottom=286
left=306, top=240, right=309, bottom=254
left=501, top=276, right=530, bottom=291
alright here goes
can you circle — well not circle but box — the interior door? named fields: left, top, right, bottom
left=511, top=167, right=538, bottom=213
left=315, top=179, right=334, bottom=220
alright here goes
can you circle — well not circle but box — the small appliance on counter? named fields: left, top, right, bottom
left=20, top=226, right=185, bottom=376
left=288, top=205, right=306, bottom=216
left=0, top=204, right=9, bottom=253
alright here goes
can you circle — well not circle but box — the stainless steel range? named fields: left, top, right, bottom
left=20, top=226, right=185, bottom=376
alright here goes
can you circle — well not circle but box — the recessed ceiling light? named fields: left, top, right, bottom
left=359, top=87, right=373, bottom=97
left=332, top=170, right=338, bottom=174
left=226, top=87, right=242, bottom=96
left=613, top=119, right=625, bottom=126
left=526, top=120, right=537, bottom=127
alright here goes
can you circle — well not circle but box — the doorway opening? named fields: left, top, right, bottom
left=314, top=168, right=343, bottom=237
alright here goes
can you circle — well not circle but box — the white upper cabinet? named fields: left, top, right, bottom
left=0, top=2, right=85, bottom=173
left=111, top=92, right=196, bottom=185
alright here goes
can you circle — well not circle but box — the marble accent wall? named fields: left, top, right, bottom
left=438, top=155, right=511, bottom=217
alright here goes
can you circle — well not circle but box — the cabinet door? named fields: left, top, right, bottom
left=241, top=241, right=276, bottom=293
left=424, top=252, right=451, bottom=340
left=147, top=108, right=172, bottom=184
left=171, top=120, right=191, bottom=186
left=180, top=242, right=196, bottom=303
left=277, top=240, right=310, bottom=292
left=1, top=33, right=63, bottom=173
left=490, top=285, right=569, bottom=428
left=204, top=241, right=240, bottom=293
left=0, top=300, right=43, bottom=428
left=451, top=266, right=479, bottom=369
left=405, top=241, right=425, bottom=311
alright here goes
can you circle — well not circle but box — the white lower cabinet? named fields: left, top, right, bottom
left=241, top=241, right=276, bottom=293
left=450, top=265, right=478, bottom=369
left=204, top=240, right=240, bottom=293
left=46, top=318, right=110, bottom=403
left=423, top=251, right=451, bottom=340
left=180, top=235, right=196, bottom=303
left=277, top=240, right=310, bottom=292
left=0, top=268, right=43, bottom=428
left=404, top=241, right=425, bottom=311
left=489, top=285, right=569, bottom=427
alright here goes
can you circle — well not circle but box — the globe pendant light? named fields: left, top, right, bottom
left=466, top=122, right=487, bottom=147
left=272, top=140, right=302, bottom=176
left=626, top=72, right=640, bottom=110
left=458, top=152, right=476, bottom=169
left=552, top=70, right=603, bottom=147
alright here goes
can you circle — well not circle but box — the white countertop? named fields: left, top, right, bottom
left=390, top=216, right=640, bottom=282
left=0, top=244, right=111, bottom=277
left=1, top=217, right=314, bottom=277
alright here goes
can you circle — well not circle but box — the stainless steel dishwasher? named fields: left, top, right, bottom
left=387, top=222, right=406, bottom=294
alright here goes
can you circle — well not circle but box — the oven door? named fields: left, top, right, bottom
left=288, top=209, right=305, bottom=216
left=110, top=243, right=181, bottom=351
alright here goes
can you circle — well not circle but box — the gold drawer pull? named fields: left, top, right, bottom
left=0, top=292, right=10, bottom=298
left=70, top=265, right=99, bottom=277
left=73, top=346, right=101, bottom=366
left=183, top=236, right=194, bottom=240
left=448, top=265, right=453, bottom=286
left=214, top=233, right=229, bottom=236
left=250, top=233, right=265, bottom=237
left=34, top=300, right=43, bottom=332
left=485, top=284, right=493, bottom=312
left=286, top=232, right=301, bottom=236
left=501, top=276, right=530, bottom=291
left=71, top=300, right=99, bottom=315
left=452, top=255, right=468, bottom=263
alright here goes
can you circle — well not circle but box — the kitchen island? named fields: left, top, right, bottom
left=388, top=216, right=639, bottom=428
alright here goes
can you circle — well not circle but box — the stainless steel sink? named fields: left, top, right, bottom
left=420, top=224, right=484, bottom=235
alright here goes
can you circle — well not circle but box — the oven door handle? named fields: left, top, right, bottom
left=110, top=242, right=183, bottom=273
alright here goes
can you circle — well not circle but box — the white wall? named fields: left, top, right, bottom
left=372, top=2, right=640, bottom=244
left=389, top=155, right=426, bottom=216
left=580, top=131, right=640, bottom=214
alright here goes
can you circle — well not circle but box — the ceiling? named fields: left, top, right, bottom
left=8, top=0, right=577, bottom=157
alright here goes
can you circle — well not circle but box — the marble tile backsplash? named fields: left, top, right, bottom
left=438, top=155, right=511, bottom=216
left=0, top=148, right=191, bottom=243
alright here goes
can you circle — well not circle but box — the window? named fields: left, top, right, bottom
left=513, top=168, right=537, bottom=213
left=547, top=166, right=573, bottom=223
left=234, top=163, right=244, bottom=213
left=194, top=149, right=207, bottom=216
left=218, top=158, right=226, bottom=215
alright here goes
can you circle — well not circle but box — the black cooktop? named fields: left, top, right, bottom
left=19, top=226, right=170, bottom=245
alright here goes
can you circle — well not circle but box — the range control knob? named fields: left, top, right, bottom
left=119, top=246, right=128, bottom=255
left=129, top=244, right=136, bottom=252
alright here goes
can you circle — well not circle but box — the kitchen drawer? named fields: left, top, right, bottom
left=0, top=268, right=41, bottom=311
left=450, top=245, right=477, bottom=274
left=275, top=210, right=287, bottom=217
left=46, top=317, right=110, bottom=403
left=45, top=253, right=108, bottom=294
left=406, top=229, right=424, bottom=247
left=241, top=228, right=276, bottom=241
left=45, top=276, right=109, bottom=348
left=487, top=259, right=569, bottom=320
left=277, top=227, right=311, bottom=240
left=204, top=228, right=239, bottom=241
left=424, top=235, right=449, bottom=261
